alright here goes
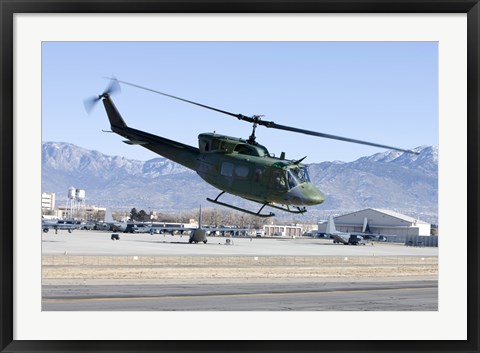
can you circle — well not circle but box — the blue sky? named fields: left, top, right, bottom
left=42, top=41, right=438, bottom=163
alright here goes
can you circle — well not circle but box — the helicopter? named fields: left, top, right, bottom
left=85, top=78, right=417, bottom=218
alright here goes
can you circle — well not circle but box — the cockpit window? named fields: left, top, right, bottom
left=298, top=166, right=311, bottom=182
left=286, top=166, right=311, bottom=189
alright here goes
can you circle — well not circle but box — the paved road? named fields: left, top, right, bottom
left=42, top=230, right=439, bottom=256
left=42, top=279, right=437, bottom=311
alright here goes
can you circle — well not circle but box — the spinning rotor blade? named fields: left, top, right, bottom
left=111, top=78, right=418, bottom=154
left=83, top=96, right=101, bottom=114
left=104, top=77, right=121, bottom=96
left=258, top=121, right=417, bottom=154
left=84, top=78, right=121, bottom=114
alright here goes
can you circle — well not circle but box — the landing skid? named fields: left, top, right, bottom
left=206, top=192, right=308, bottom=218
left=207, top=192, right=274, bottom=218
left=265, top=203, right=307, bottom=215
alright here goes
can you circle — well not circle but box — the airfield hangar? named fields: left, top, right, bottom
left=318, top=208, right=431, bottom=237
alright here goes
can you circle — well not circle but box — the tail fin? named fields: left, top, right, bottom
left=102, top=96, right=127, bottom=128
left=104, top=208, right=113, bottom=223
left=326, top=215, right=337, bottom=234
left=198, top=206, right=202, bottom=229
left=362, top=217, right=372, bottom=233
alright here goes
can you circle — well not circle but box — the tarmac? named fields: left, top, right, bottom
left=41, top=230, right=438, bottom=311
left=42, top=279, right=438, bottom=311
left=41, top=230, right=439, bottom=256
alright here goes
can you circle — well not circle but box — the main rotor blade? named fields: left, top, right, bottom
left=112, top=78, right=417, bottom=154
left=113, top=79, right=246, bottom=120
left=261, top=121, right=418, bottom=154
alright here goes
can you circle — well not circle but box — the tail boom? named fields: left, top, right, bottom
left=102, top=96, right=199, bottom=170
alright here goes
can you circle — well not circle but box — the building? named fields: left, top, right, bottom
left=263, top=224, right=302, bottom=237
left=318, top=208, right=431, bottom=236
left=55, top=205, right=106, bottom=221
left=41, top=192, right=55, bottom=211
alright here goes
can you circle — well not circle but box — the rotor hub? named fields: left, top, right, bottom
left=247, top=115, right=264, bottom=145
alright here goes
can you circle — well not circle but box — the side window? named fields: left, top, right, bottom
left=211, top=139, right=220, bottom=151
left=221, top=162, right=234, bottom=177
left=200, top=139, right=210, bottom=152
left=235, top=165, right=249, bottom=178
left=254, top=168, right=263, bottom=183
left=270, top=170, right=287, bottom=190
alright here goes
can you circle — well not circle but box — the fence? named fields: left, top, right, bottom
left=405, top=235, right=438, bottom=247
left=42, top=255, right=438, bottom=267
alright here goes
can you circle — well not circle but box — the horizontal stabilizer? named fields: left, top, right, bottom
left=123, top=140, right=148, bottom=145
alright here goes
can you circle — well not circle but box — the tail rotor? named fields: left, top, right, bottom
left=83, top=77, right=121, bottom=114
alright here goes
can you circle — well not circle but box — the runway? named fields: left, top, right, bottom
left=42, top=230, right=438, bottom=311
left=42, top=279, right=437, bottom=311
left=42, top=230, right=438, bottom=256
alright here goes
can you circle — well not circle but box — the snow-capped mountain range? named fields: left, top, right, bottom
left=42, top=142, right=438, bottom=223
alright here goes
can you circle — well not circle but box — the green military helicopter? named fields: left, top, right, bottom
left=85, top=79, right=417, bottom=217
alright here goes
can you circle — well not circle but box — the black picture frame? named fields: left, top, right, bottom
left=1, top=1, right=478, bottom=352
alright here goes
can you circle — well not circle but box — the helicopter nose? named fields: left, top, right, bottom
left=303, top=185, right=325, bottom=205
left=286, top=183, right=325, bottom=206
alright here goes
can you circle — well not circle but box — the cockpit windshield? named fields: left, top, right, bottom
left=286, top=166, right=311, bottom=189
